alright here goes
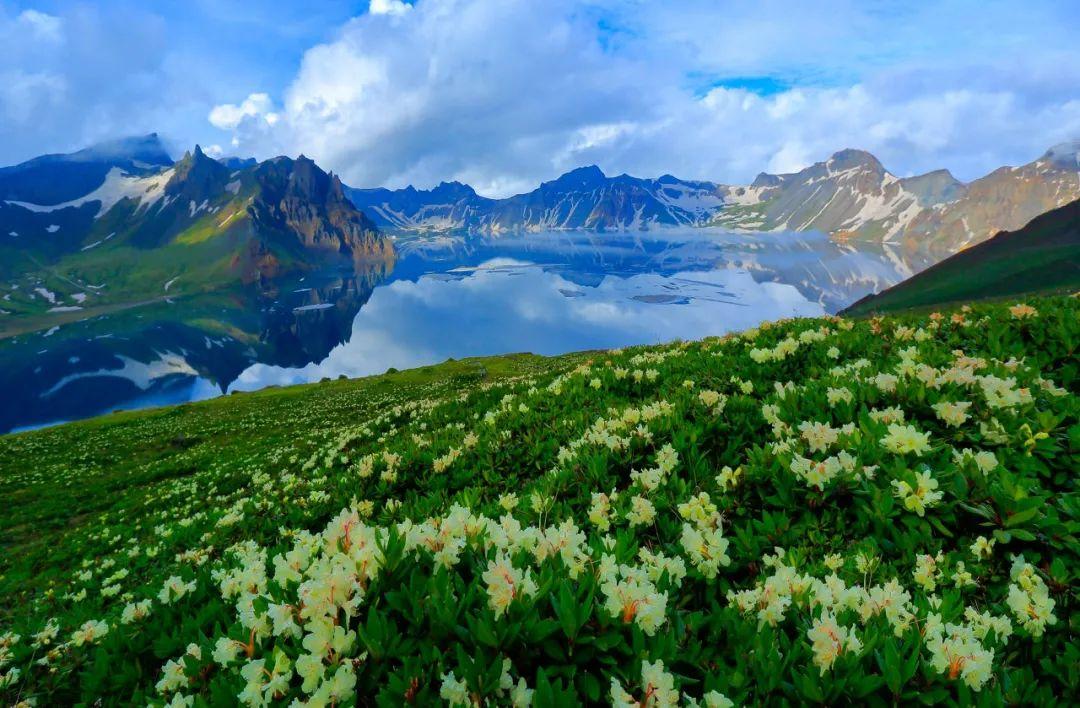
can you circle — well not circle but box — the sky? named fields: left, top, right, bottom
left=1, top=0, right=1079, bottom=197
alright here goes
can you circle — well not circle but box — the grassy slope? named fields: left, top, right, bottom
left=0, top=214, right=250, bottom=338
left=0, top=176, right=318, bottom=339
left=0, top=298, right=1077, bottom=705
left=0, top=353, right=563, bottom=576
left=844, top=199, right=1080, bottom=316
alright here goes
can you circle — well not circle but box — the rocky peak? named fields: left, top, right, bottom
left=283, top=154, right=344, bottom=204
left=429, top=181, right=478, bottom=200
left=249, top=154, right=391, bottom=263
left=546, top=165, right=607, bottom=191
left=825, top=149, right=885, bottom=175
left=750, top=172, right=785, bottom=189
left=169, top=144, right=230, bottom=197
left=900, top=169, right=967, bottom=205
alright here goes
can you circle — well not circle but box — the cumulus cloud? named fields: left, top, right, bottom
left=208, top=93, right=280, bottom=130
left=2, top=0, right=1078, bottom=192
left=0, top=3, right=359, bottom=166
left=0, top=5, right=183, bottom=161
left=208, top=0, right=1080, bottom=195
left=369, top=0, right=411, bottom=17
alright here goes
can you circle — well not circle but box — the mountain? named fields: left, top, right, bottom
left=347, top=166, right=726, bottom=233
left=0, top=133, right=173, bottom=206
left=218, top=156, right=258, bottom=171
left=347, top=142, right=1080, bottom=259
left=712, top=141, right=1080, bottom=259
left=843, top=198, right=1080, bottom=315
left=0, top=140, right=393, bottom=336
left=897, top=141, right=1080, bottom=255
left=711, top=149, right=965, bottom=242
left=347, top=180, right=497, bottom=232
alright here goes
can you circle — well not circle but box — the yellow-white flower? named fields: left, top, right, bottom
left=932, top=401, right=972, bottom=427
left=881, top=424, right=931, bottom=456
left=925, top=622, right=994, bottom=691
left=913, top=553, right=943, bottom=591
left=970, top=535, right=995, bottom=559
left=798, top=421, right=839, bottom=453
left=715, top=465, right=742, bottom=491
left=70, top=620, right=108, bottom=647
left=1006, top=558, right=1057, bottom=637
left=627, top=496, right=657, bottom=527
left=806, top=611, right=861, bottom=674
left=891, top=470, right=944, bottom=516
left=482, top=552, right=537, bottom=618
left=611, top=660, right=679, bottom=707
left=440, top=671, right=471, bottom=706
left=680, top=523, right=731, bottom=579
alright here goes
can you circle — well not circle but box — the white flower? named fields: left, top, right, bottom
left=440, top=671, right=471, bottom=706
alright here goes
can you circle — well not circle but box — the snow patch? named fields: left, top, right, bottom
left=3, top=167, right=175, bottom=218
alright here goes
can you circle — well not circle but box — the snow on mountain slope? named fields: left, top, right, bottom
left=349, top=168, right=729, bottom=233
left=3, top=167, right=174, bottom=217
left=707, top=142, right=1080, bottom=257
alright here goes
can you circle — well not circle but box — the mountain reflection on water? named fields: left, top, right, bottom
left=0, top=230, right=929, bottom=432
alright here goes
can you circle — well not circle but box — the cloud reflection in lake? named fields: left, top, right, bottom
left=229, top=261, right=823, bottom=390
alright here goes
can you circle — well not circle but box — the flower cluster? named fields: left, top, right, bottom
left=0, top=297, right=1074, bottom=706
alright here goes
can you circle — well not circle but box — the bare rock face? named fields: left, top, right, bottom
left=250, top=155, right=394, bottom=263
left=900, top=144, right=1080, bottom=255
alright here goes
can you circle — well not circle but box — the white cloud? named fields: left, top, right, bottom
left=0, top=3, right=352, bottom=166
left=0, top=70, right=66, bottom=123
left=207, top=0, right=1080, bottom=195
left=3, top=0, right=1077, bottom=192
left=369, top=0, right=411, bottom=17
left=208, top=92, right=280, bottom=130
left=17, top=9, right=63, bottom=42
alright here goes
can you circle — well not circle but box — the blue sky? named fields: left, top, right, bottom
left=1, top=0, right=1078, bottom=196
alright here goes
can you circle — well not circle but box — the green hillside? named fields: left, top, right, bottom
left=844, top=199, right=1080, bottom=316
left=1, top=297, right=1078, bottom=705
left=0, top=148, right=393, bottom=339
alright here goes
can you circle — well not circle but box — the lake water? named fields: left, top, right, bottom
left=0, top=229, right=929, bottom=432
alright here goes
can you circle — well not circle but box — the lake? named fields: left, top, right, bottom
left=0, top=229, right=929, bottom=432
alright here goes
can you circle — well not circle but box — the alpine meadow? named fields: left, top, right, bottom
left=2, top=296, right=1077, bottom=705
left=2, top=1, right=1079, bottom=706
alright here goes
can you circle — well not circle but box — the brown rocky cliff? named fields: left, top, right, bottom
left=248, top=155, right=394, bottom=263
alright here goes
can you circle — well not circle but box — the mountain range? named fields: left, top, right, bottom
left=347, top=166, right=727, bottom=234
left=0, top=136, right=393, bottom=337
left=3, top=133, right=1079, bottom=337
left=349, top=141, right=1080, bottom=261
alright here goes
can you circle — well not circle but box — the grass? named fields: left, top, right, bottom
left=0, top=296, right=1076, bottom=706
left=0, top=352, right=562, bottom=570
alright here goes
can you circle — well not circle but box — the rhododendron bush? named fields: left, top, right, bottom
left=0, top=296, right=1077, bottom=706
